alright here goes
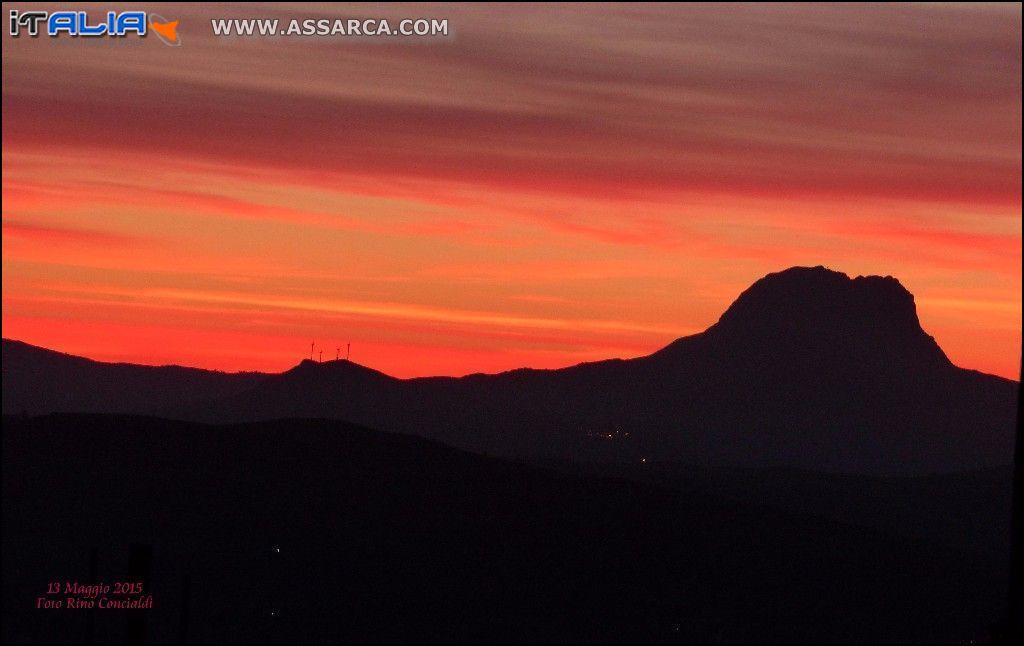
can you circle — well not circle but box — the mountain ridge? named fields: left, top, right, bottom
left=3, top=266, right=1018, bottom=475
left=6, top=266, right=994, bottom=382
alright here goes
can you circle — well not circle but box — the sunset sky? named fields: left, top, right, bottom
left=2, top=2, right=1021, bottom=379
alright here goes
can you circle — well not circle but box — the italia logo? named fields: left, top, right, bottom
left=8, top=9, right=180, bottom=45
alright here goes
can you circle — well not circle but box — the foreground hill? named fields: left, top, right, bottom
left=541, top=460, right=1014, bottom=576
left=1, top=414, right=1005, bottom=642
left=3, top=266, right=1018, bottom=474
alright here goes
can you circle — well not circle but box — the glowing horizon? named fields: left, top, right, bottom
left=2, top=3, right=1021, bottom=379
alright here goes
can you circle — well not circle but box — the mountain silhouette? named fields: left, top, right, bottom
left=684, top=266, right=951, bottom=371
left=1, top=339, right=267, bottom=414
left=3, top=266, right=1018, bottom=474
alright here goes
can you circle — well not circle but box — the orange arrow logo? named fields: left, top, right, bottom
left=149, top=14, right=180, bottom=46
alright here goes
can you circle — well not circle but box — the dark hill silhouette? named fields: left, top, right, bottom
left=3, top=266, right=1018, bottom=474
left=541, top=460, right=1014, bottom=576
left=1, top=339, right=267, bottom=415
left=666, top=266, right=952, bottom=372
left=1, top=414, right=1005, bottom=642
